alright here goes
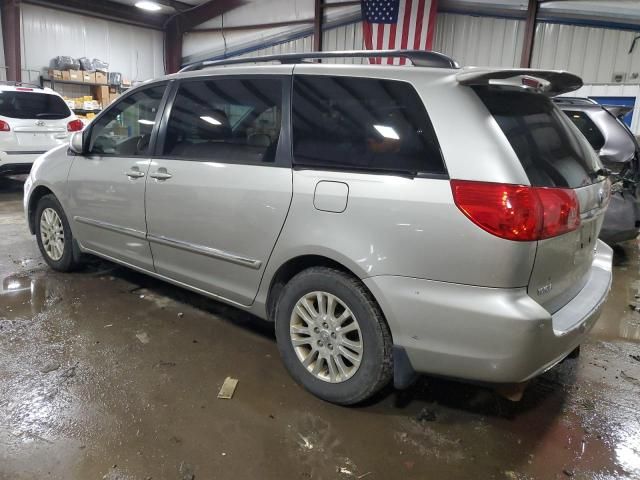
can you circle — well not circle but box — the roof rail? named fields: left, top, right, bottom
left=0, top=80, right=43, bottom=89
left=552, top=97, right=598, bottom=105
left=179, top=49, right=460, bottom=73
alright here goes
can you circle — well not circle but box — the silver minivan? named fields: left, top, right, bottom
left=24, top=51, right=613, bottom=404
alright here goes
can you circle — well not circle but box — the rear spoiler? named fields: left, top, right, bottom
left=456, top=68, right=583, bottom=96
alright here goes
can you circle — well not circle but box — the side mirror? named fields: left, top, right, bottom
left=69, top=131, right=85, bottom=154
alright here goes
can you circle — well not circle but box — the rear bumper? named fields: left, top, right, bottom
left=0, top=150, right=47, bottom=175
left=0, top=162, right=34, bottom=175
left=600, top=191, right=639, bottom=244
left=363, top=240, right=613, bottom=384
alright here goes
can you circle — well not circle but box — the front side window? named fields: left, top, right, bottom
left=292, top=75, right=446, bottom=175
left=89, top=85, right=166, bottom=156
left=161, top=78, right=282, bottom=164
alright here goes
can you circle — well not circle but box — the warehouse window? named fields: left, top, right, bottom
left=161, top=78, right=282, bottom=164
left=291, top=75, right=446, bottom=175
left=89, top=85, right=166, bottom=156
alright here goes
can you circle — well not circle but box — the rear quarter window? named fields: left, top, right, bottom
left=562, top=110, right=605, bottom=151
left=292, top=75, right=446, bottom=176
left=0, top=91, right=71, bottom=119
left=474, top=87, right=601, bottom=188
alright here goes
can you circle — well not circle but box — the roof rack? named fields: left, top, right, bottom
left=0, top=80, right=43, bottom=89
left=179, top=49, right=460, bottom=73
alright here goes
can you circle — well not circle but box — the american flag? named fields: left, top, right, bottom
left=361, top=0, right=438, bottom=65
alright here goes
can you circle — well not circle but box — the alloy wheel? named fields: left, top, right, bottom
left=289, top=291, right=363, bottom=383
left=40, top=208, right=65, bottom=261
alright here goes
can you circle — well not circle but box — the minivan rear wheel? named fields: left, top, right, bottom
left=35, top=194, right=82, bottom=272
left=275, top=267, right=393, bottom=405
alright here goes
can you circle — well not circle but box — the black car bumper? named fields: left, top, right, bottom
left=0, top=163, right=33, bottom=176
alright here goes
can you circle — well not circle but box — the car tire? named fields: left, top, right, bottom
left=567, top=345, right=581, bottom=359
left=35, top=194, right=82, bottom=272
left=275, top=267, right=393, bottom=405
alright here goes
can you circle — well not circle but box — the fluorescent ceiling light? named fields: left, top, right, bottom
left=374, top=124, right=400, bottom=140
left=135, top=1, right=162, bottom=11
left=138, top=119, right=155, bottom=125
left=200, top=115, right=222, bottom=126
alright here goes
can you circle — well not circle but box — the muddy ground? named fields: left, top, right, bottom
left=0, top=175, right=638, bottom=480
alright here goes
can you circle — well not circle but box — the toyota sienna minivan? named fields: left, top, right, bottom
left=24, top=50, right=613, bottom=404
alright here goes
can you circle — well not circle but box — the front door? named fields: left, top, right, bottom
left=66, top=84, right=167, bottom=270
left=145, top=75, right=292, bottom=306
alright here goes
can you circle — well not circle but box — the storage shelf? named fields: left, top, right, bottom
left=42, top=77, right=112, bottom=88
left=72, top=108, right=102, bottom=114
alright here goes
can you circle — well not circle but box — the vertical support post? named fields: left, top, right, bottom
left=1, top=0, right=22, bottom=82
left=313, top=0, right=323, bottom=52
left=165, top=17, right=183, bottom=74
left=520, top=0, right=539, bottom=68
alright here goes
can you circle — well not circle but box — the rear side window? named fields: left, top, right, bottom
left=563, top=110, right=605, bottom=151
left=474, top=87, right=601, bottom=188
left=292, top=75, right=446, bottom=175
left=161, top=78, right=282, bottom=164
left=0, top=91, right=70, bottom=119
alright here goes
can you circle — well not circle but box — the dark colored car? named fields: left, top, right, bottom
left=556, top=97, right=640, bottom=244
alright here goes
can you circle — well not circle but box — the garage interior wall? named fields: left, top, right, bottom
left=0, top=9, right=5, bottom=81
left=433, top=13, right=525, bottom=68
left=20, top=3, right=164, bottom=84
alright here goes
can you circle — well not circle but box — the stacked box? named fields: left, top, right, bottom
left=82, top=72, right=96, bottom=83
left=95, top=85, right=110, bottom=107
left=95, top=72, right=108, bottom=84
left=62, top=69, right=82, bottom=81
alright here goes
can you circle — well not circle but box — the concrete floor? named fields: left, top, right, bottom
left=0, top=175, right=639, bottom=480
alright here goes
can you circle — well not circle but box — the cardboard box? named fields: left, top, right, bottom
left=82, top=72, right=95, bottom=83
left=95, top=85, right=110, bottom=107
left=109, top=86, right=117, bottom=94
left=109, top=93, right=120, bottom=105
left=82, top=100, right=100, bottom=111
left=67, top=69, right=82, bottom=81
left=94, top=71, right=108, bottom=84
left=48, top=69, right=63, bottom=80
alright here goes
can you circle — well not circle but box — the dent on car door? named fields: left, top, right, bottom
left=145, top=76, right=292, bottom=306
left=66, top=85, right=167, bottom=270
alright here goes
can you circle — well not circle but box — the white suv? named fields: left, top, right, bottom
left=0, top=83, right=83, bottom=176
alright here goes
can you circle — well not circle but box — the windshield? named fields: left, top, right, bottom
left=474, top=87, right=602, bottom=188
left=0, top=91, right=71, bottom=120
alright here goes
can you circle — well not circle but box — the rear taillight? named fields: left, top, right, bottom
left=451, top=180, right=580, bottom=241
left=67, top=119, right=84, bottom=132
left=0, top=120, right=10, bottom=132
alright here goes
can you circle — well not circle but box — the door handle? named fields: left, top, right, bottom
left=149, top=169, right=172, bottom=180
left=125, top=168, right=145, bottom=179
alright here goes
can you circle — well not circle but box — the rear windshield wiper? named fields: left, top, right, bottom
left=593, top=168, right=612, bottom=178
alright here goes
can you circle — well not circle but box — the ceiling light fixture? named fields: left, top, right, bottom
left=135, top=1, right=162, bottom=12
left=200, top=115, right=222, bottom=126
left=374, top=124, right=400, bottom=140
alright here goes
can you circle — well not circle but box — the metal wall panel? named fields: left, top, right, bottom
left=20, top=3, right=164, bottom=83
left=532, top=22, right=640, bottom=84
left=433, top=13, right=525, bottom=68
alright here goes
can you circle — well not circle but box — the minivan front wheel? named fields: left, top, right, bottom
left=275, top=267, right=392, bottom=405
left=35, top=194, right=82, bottom=272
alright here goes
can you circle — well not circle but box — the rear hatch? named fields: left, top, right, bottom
left=0, top=89, right=72, bottom=150
left=472, top=82, right=608, bottom=313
